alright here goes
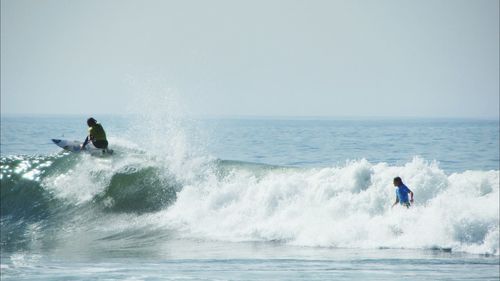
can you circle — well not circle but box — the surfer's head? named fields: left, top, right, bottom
left=393, top=177, right=403, bottom=186
left=87, top=117, right=97, bottom=127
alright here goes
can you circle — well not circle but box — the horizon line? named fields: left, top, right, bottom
left=1, top=112, right=499, bottom=121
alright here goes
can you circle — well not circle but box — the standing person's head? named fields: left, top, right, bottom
left=393, top=177, right=403, bottom=186
left=87, top=117, right=97, bottom=127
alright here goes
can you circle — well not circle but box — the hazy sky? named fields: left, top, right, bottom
left=1, top=0, right=499, bottom=118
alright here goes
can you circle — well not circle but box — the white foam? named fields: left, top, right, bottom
left=161, top=157, right=499, bottom=255
left=41, top=139, right=156, bottom=204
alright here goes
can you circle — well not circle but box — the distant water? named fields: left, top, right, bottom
left=1, top=114, right=499, bottom=280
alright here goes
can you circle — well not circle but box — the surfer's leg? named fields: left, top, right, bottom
left=91, top=140, right=110, bottom=155
left=92, top=140, right=109, bottom=149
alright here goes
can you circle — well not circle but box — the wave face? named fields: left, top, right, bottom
left=0, top=150, right=181, bottom=252
left=1, top=150, right=498, bottom=255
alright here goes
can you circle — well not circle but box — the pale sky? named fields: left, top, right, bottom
left=1, top=0, right=499, bottom=118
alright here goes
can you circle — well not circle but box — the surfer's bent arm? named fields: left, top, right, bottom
left=392, top=197, right=399, bottom=208
left=409, top=190, right=414, bottom=203
left=81, top=136, right=90, bottom=149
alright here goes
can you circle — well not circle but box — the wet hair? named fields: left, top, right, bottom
left=393, top=177, right=403, bottom=185
left=87, top=117, right=97, bottom=126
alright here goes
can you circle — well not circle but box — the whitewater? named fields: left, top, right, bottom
left=1, top=112, right=499, bottom=280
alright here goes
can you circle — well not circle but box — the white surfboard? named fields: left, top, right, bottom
left=51, top=139, right=113, bottom=155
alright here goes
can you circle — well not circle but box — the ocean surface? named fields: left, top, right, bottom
left=1, top=114, right=499, bottom=280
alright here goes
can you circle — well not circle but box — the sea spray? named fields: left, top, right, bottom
left=1, top=86, right=214, bottom=253
left=125, top=82, right=213, bottom=184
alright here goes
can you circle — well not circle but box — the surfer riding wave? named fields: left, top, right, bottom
left=81, top=117, right=108, bottom=150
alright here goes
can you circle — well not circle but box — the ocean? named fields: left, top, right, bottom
left=1, top=114, right=499, bottom=280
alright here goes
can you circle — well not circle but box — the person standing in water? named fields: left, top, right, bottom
left=392, top=177, right=414, bottom=208
left=81, top=117, right=108, bottom=150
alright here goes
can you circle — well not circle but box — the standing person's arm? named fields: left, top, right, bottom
left=409, top=190, right=414, bottom=203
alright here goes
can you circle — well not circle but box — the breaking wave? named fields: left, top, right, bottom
left=1, top=150, right=498, bottom=255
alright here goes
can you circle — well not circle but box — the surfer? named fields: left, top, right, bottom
left=391, top=177, right=414, bottom=208
left=81, top=117, right=108, bottom=150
